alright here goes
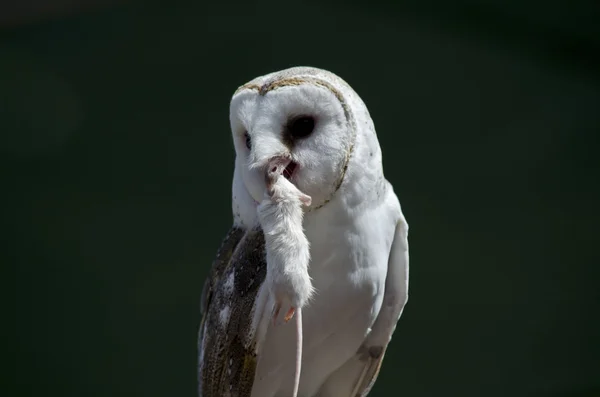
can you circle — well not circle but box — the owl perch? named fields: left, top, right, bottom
left=257, top=155, right=313, bottom=397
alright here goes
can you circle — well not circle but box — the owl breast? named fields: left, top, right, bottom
left=250, top=188, right=398, bottom=397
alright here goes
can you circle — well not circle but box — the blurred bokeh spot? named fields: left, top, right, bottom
left=1, top=50, right=82, bottom=156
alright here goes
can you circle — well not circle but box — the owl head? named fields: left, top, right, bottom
left=229, top=67, right=384, bottom=226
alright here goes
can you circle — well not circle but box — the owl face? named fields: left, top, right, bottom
left=230, top=80, right=353, bottom=209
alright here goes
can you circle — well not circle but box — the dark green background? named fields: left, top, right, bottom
left=3, top=1, right=599, bottom=396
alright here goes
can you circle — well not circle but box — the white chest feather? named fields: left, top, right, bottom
left=251, top=185, right=400, bottom=397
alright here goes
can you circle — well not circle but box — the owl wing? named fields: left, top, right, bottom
left=198, top=225, right=269, bottom=397
left=317, top=218, right=409, bottom=397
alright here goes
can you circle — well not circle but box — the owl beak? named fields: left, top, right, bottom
left=283, top=161, right=297, bottom=180
left=266, top=155, right=297, bottom=181
left=265, top=155, right=291, bottom=177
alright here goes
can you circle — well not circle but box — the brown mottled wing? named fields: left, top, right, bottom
left=197, top=225, right=267, bottom=397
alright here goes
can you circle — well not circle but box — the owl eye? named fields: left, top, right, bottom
left=244, top=131, right=251, bottom=150
left=287, top=116, right=315, bottom=139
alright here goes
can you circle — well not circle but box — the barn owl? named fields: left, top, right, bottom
left=197, top=66, right=409, bottom=397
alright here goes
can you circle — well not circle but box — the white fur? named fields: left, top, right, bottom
left=257, top=174, right=314, bottom=309
left=227, top=67, right=409, bottom=397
